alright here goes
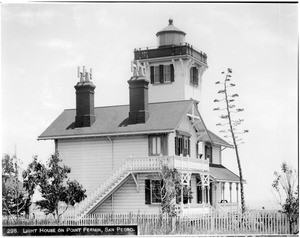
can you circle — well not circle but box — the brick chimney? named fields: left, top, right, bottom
left=74, top=66, right=96, bottom=127
left=128, top=74, right=149, bottom=124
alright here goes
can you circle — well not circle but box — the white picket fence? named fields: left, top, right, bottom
left=3, top=211, right=298, bottom=235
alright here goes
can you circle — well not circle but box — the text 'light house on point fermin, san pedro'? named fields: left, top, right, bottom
left=38, top=19, right=244, bottom=217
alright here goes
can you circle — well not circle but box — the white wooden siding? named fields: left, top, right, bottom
left=58, top=136, right=149, bottom=194
left=112, top=136, right=148, bottom=169
left=92, top=173, right=161, bottom=214
left=177, top=116, right=191, bottom=132
left=148, top=60, right=185, bottom=104
left=94, top=196, right=113, bottom=213
left=58, top=138, right=112, bottom=194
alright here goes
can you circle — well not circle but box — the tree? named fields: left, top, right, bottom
left=272, top=162, right=298, bottom=234
left=22, top=152, right=87, bottom=223
left=155, top=165, right=193, bottom=217
left=213, top=68, right=248, bottom=213
left=2, top=154, right=30, bottom=220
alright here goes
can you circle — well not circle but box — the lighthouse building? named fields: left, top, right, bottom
left=38, top=20, right=242, bottom=217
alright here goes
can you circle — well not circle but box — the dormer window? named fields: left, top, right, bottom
left=190, top=67, right=199, bottom=86
left=150, top=65, right=174, bottom=84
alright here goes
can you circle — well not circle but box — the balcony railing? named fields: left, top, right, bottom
left=130, top=155, right=209, bottom=172
left=134, top=44, right=208, bottom=65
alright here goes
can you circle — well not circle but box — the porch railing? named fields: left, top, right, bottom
left=75, top=155, right=208, bottom=217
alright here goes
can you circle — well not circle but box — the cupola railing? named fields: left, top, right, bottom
left=134, top=43, right=207, bottom=65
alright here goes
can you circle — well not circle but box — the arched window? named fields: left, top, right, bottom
left=190, top=67, right=199, bottom=86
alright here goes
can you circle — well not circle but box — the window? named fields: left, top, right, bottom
left=196, top=142, right=203, bottom=159
left=154, top=66, right=160, bottom=83
left=164, top=65, right=171, bottom=82
left=205, top=143, right=213, bottom=163
left=149, top=135, right=167, bottom=156
left=151, top=137, right=161, bottom=155
left=151, top=180, right=162, bottom=203
left=145, top=179, right=162, bottom=204
left=150, top=64, right=174, bottom=84
left=190, top=67, right=199, bottom=86
left=175, top=136, right=190, bottom=157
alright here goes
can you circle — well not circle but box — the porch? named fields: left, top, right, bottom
left=129, top=155, right=209, bottom=173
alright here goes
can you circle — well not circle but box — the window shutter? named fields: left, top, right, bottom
left=161, top=135, right=168, bottom=156
left=192, top=67, right=196, bottom=85
left=170, top=64, right=174, bottom=82
left=175, top=137, right=179, bottom=155
left=196, top=142, right=199, bottom=158
left=145, top=180, right=151, bottom=204
left=188, top=139, right=190, bottom=156
left=150, top=66, right=154, bottom=84
left=148, top=136, right=152, bottom=156
left=190, top=68, right=193, bottom=84
left=210, top=146, right=213, bottom=164
left=195, top=67, right=199, bottom=86
left=179, top=137, right=183, bottom=156
left=197, top=177, right=202, bottom=203
left=205, top=145, right=209, bottom=160
left=159, top=65, right=164, bottom=83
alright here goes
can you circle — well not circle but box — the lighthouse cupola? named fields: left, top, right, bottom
left=133, top=19, right=208, bottom=110
left=156, top=19, right=186, bottom=47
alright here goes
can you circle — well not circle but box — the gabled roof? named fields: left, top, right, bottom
left=38, top=99, right=232, bottom=149
left=209, top=164, right=243, bottom=183
left=38, top=100, right=194, bottom=140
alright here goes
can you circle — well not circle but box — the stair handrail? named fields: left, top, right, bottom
left=215, top=202, right=227, bottom=214
left=75, top=155, right=176, bottom=216
left=76, top=157, right=133, bottom=215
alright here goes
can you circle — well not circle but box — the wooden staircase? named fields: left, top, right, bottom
left=74, top=155, right=208, bottom=218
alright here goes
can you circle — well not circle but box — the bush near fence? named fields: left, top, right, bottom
left=2, top=211, right=298, bottom=235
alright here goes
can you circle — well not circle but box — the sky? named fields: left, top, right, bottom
left=1, top=3, right=298, bottom=209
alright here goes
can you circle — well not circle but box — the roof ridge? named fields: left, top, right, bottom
left=63, top=99, right=194, bottom=111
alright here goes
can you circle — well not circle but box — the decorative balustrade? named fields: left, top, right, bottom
left=75, top=155, right=209, bottom=216
left=134, top=44, right=208, bottom=65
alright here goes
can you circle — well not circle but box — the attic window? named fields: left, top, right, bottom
left=190, top=67, right=199, bottom=86
left=150, top=65, right=174, bottom=84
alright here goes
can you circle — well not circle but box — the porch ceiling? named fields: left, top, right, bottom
left=209, top=164, right=241, bottom=183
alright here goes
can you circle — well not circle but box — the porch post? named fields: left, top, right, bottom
left=181, top=184, right=184, bottom=212
left=188, top=186, right=190, bottom=212
left=229, top=182, right=232, bottom=203
left=207, top=184, right=210, bottom=206
left=202, top=184, right=205, bottom=208
left=236, top=183, right=239, bottom=212
left=214, top=183, right=217, bottom=207
left=222, top=182, right=225, bottom=201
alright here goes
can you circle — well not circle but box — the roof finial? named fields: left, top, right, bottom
left=169, top=18, right=173, bottom=25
